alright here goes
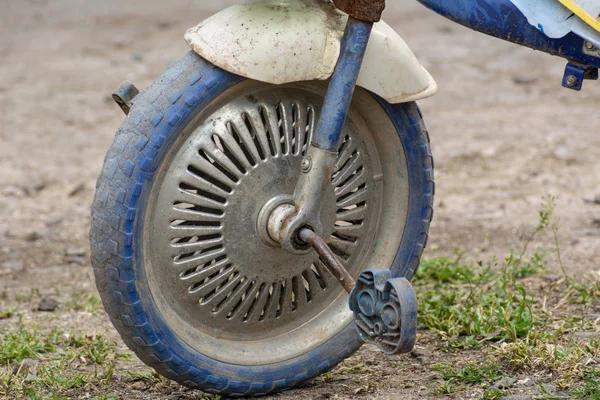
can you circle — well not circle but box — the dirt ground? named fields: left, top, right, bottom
left=1, top=0, right=599, bottom=399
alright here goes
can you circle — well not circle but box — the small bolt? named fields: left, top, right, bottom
left=301, top=157, right=312, bottom=173
left=585, top=41, right=595, bottom=50
left=565, top=75, right=579, bottom=88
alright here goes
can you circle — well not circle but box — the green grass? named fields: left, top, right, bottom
left=415, top=197, right=555, bottom=348
left=572, top=368, right=600, bottom=399
left=435, top=361, right=503, bottom=384
left=420, top=196, right=600, bottom=398
left=0, top=321, right=128, bottom=399
left=65, top=292, right=103, bottom=313
left=414, top=252, right=542, bottom=347
left=122, top=369, right=162, bottom=383
left=0, top=306, right=16, bottom=320
left=0, top=323, right=60, bottom=364
left=483, top=388, right=511, bottom=399
left=432, top=361, right=504, bottom=394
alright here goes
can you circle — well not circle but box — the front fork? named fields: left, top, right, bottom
left=278, top=18, right=373, bottom=254
left=270, top=9, right=419, bottom=355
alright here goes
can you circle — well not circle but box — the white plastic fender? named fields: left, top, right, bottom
left=184, top=0, right=437, bottom=104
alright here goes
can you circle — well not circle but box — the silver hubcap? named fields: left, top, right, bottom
left=143, top=82, right=408, bottom=365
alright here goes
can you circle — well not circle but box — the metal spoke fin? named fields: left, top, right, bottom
left=219, top=278, right=254, bottom=318
left=201, top=273, right=243, bottom=308
left=175, top=188, right=226, bottom=211
left=327, top=236, right=356, bottom=254
left=187, top=157, right=238, bottom=188
left=336, top=188, right=368, bottom=208
left=261, top=105, right=283, bottom=156
left=246, top=284, right=271, bottom=324
left=332, top=153, right=363, bottom=187
left=333, top=223, right=364, bottom=238
left=173, top=249, right=227, bottom=272
left=281, top=278, right=294, bottom=313
left=293, top=276, right=308, bottom=309
left=264, top=283, right=282, bottom=320
left=190, top=267, right=237, bottom=297
left=294, top=103, right=307, bottom=156
left=336, top=205, right=367, bottom=222
left=230, top=118, right=261, bottom=164
left=203, top=141, right=246, bottom=179
left=303, top=268, right=325, bottom=297
left=171, top=238, right=223, bottom=257
left=279, top=103, right=294, bottom=155
left=334, top=139, right=356, bottom=172
left=169, top=207, right=224, bottom=223
left=215, top=126, right=253, bottom=171
left=179, top=173, right=231, bottom=200
left=169, top=225, right=222, bottom=240
left=244, top=109, right=271, bottom=160
left=179, top=258, right=230, bottom=283
left=229, top=282, right=263, bottom=323
left=335, top=169, right=366, bottom=198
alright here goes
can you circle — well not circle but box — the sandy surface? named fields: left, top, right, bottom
left=1, top=0, right=599, bottom=399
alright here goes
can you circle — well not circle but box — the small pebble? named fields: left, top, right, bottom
left=11, top=359, right=39, bottom=374
left=513, top=76, right=537, bottom=85
left=24, top=232, right=42, bottom=242
left=66, top=247, right=86, bottom=257
left=130, top=381, right=148, bottom=391
left=37, top=296, right=58, bottom=312
left=584, top=195, right=600, bottom=205
left=493, top=377, right=517, bottom=389
left=572, top=331, right=599, bottom=339
left=552, top=147, right=576, bottom=163
left=543, top=274, right=560, bottom=283
left=65, top=256, right=86, bottom=266
left=132, top=53, right=144, bottom=63
left=68, top=183, right=86, bottom=197
left=539, top=383, right=556, bottom=393
left=2, top=259, right=24, bottom=272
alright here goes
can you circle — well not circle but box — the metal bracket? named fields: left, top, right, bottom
left=349, top=269, right=418, bottom=355
left=112, top=81, right=139, bottom=115
left=562, top=62, right=599, bottom=91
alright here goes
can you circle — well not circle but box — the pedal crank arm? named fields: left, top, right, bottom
left=298, top=228, right=355, bottom=293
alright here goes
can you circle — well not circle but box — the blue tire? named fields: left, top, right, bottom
left=90, top=52, right=434, bottom=397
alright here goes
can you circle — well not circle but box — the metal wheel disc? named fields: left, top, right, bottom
left=143, top=81, right=410, bottom=365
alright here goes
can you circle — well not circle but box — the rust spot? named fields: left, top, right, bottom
left=333, top=0, right=386, bottom=23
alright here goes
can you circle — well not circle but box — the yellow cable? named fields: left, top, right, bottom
left=557, top=0, right=600, bottom=33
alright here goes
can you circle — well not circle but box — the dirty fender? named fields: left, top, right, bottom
left=185, top=0, right=437, bottom=104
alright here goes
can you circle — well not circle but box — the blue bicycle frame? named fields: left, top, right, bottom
left=416, top=0, right=600, bottom=91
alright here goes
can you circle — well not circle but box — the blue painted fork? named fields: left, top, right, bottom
left=312, top=17, right=373, bottom=151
